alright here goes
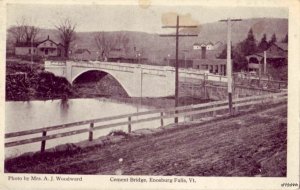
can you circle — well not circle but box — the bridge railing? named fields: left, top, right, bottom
left=5, top=91, right=287, bottom=153
left=45, top=61, right=66, bottom=66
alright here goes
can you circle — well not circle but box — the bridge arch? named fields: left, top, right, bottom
left=71, top=68, right=134, bottom=97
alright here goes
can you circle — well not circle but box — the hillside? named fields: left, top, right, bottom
left=8, top=18, right=288, bottom=63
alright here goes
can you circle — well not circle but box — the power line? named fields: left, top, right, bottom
left=160, top=15, right=198, bottom=123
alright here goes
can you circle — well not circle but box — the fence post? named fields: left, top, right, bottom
left=41, top=130, right=47, bottom=153
left=235, top=94, right=239, bottom=114
left=204, top=74, right=206, bottom=99
left=128, top=116, right=131, bottom=133
left=160, top=112, right=164, bottom=127
left=89, top=123, right=94, bottom=141
left=213, top=104, right=216, bottom=117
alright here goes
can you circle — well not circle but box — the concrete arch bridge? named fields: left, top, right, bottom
left=44, top=61, right=227, bottom=97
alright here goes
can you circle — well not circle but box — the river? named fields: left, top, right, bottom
left=5, top=98, right=180, bottom=158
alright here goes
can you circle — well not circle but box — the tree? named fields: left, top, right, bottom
left=258, top=33, right=268, bottom=51
left=94, top=32, right=130, bottom=60
left=23, top=25, right=39, bottom=43
left=55, top=18, right=77, bottom=58
left=217, top=44, right=233, bottom=59
left=8, top=17, right=40, bottom=44
left=94, top=32, right=117, bottom=60
left=241, top=28, right=257, bottom=55
left=269, top=33, right=277, bottom=46
left=8, top=26, right=25, bottom=44
left=115, top=32, right=130, bottom=54
left=282, top=34, right=288, bottom=43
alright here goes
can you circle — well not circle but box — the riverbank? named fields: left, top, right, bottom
left=6, top=62, right=210, bottom=108
left=6, top=62, right=73, bottom=101
left=5, top=101, right=287, bottom=176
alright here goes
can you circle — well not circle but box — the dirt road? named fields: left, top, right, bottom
left=5, top=103, right=287, bottom=176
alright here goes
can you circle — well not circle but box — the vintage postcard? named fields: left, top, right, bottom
left=0, top=0, right=299, bottom=189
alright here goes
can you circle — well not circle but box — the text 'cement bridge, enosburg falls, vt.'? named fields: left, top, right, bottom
left=45, top=60, right=227, bottom=97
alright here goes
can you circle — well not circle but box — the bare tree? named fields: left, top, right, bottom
left=94, top=32, right=117, bottom=60
left=94, top=32, right=130, bottom=60
left=24, top=25, right=40, bottom=43
left=8, top=17, right=40, bottom=44
left=115, top=32, right=130, bottom=54
left=55, top=18, right=76, bottom=58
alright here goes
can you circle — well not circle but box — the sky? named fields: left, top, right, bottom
left=6, top=3, right=288, bottom=33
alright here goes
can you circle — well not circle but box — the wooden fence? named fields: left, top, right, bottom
left=5, top=92, right=287, bottom=153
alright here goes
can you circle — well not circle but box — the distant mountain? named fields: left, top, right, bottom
left=8, top=18, right=288, bottom=63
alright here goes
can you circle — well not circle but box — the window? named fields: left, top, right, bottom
left=28, top=49, right=31, bottom=54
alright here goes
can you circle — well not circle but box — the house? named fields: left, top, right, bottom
left=72, top=49, right=92, bottom=61
left=15, top=42, right=39, bottom=56
left=105, top=47, right=147, bottom=63
left=206, top=42, right=214, bottom=50
left=168, top=42, right=226, bottom=75
left=14, top=36, right=65, bottom=57
left=193, top=43, right=201, bottom=50
left=246, top=42, right=288, bottom=74
left=192, top=42, right=222, bottom=51
left=69, top=46, right=147, bottom=63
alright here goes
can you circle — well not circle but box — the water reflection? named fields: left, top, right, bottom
left=60, top=98, right=69, bottom=118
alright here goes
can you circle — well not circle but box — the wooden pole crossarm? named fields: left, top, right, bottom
left=159, top=16, right=198, bottom=123
left=219, top=19, right=242, bottom=22
left=160, top=34, right=198, bottom=37
left=162, top=26, right=198, bottom=28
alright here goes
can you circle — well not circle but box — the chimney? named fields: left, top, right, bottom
left=201, top=46, right=206, bottom=59
left=47, top=35, right=49, bottom=40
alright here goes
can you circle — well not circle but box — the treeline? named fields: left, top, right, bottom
left=6, top=63, right=73, bottom=101
left=218, top=28, right=288, bottom=71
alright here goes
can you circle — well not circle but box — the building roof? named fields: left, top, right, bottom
left=38, top=39, right=58, bottom=46
left=273, top=42, right=288, bottom=51
left=15, top=36, right=60, bottom=48
left=169, top=43, right=225, bottom=60
left=206, top=41, right=214, bottom=45
left=247, top=52, right=287, bottom=59
left=246, top=42, right=288, bottom=60
left=193, top=58, right=226, bottom=65
left=74, top=49, right=91, bottom=54
left=15, top=42, right=39, bottom=47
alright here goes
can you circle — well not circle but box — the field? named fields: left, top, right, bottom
left=5, top=102, right=287, bottom=176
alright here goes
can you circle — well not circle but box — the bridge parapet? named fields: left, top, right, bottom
left=45, top=60, right=66, bottom=67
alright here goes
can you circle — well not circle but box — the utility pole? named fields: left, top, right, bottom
left=219, top=18, right=242, bottom=115
left=160, top=15, right=198, bottom=123
left=264, top=50, right=267, bottom=75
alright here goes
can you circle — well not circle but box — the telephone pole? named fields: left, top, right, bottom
left=160, top=15, right=198, bottom=123
left=219, top=18, right=242, bottom=115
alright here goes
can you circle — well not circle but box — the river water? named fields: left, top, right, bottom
left=5, top=98, right=179, bottom=158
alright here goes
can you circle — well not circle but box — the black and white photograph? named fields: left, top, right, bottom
left=1, top=0, right=299, bottom=189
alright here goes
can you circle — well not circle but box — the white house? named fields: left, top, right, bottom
left=193, top=43, right=201, bottom=50
left=15, top=36, right=65, bottom=57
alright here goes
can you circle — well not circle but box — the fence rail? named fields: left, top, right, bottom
left=5, top=92, right=287, bottom=152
